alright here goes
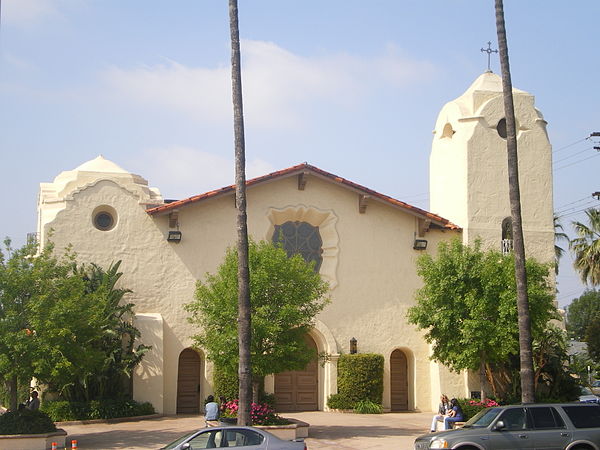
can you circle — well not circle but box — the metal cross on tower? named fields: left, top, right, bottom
left=480, top=41, right=498, bottom=72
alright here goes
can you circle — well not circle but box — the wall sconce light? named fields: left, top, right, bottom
left=167, top=230, right=182, bottom=243
left=350, top=337, right=357, bottom=354
left=413, top=239, right=428, bottom=250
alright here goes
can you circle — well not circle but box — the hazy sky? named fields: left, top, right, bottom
left=1, top=1, right=598, bottom=308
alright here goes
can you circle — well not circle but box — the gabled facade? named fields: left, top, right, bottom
left=36, top=72, right=555, bottom=414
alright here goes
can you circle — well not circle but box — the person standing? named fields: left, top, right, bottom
left=430, top=394, right=450, bottom=432
left=204, top=395, right=220, bottom=427
left=443, top=398, right=464, bottom=430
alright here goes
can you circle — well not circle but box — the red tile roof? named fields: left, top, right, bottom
left=146, top=163, right=460, bottom=230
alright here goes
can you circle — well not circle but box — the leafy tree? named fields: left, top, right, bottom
left=407, top=239, right=555, bottom=400
left=58, top=261, right=151, bottom=401
left=0, top=239, right=103, bottom=410
left=565, top=289, right=600, bottom=340
left=0, top=239, right=148, bottom=409
left=586, top=316, right=600, bottom=364
left=186, top=240, right=329, bottom=400
left=571, top=208, right=600, bottom=286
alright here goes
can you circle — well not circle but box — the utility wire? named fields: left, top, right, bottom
left=554, top=152, right=600, bottom=171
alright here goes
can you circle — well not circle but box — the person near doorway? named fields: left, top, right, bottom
left=430, top=394, right=450, bottom=432
left=204, top=395, right=220, bottom=427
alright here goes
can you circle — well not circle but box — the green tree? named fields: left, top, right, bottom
left=586, top=316, right=600, bottom=364
left=407, top=239, right=555, bottom=400
left=186, top=240, right=329, bottom=400
left=571, top=208, right=600, bottom=286
left=58, top=261, right=151, bottom=401
left=0, top=239, right=103, bottom=410
left=565, top=289, right=600, bottom=341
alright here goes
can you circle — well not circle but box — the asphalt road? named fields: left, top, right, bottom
left=60, top=410, right=433, bottom=449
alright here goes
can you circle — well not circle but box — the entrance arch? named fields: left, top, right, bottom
left=274, top=335, right=318, bottom=411
left=390, top=349, right=408, bottom=411
left=176, top=348, right=201, bottom=414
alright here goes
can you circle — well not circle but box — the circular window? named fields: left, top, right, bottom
left=496, top=118, right=507, bottom=139
left=92, top=206, right=117, bottom=231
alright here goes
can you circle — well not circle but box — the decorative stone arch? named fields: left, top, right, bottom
left=176, top=347, right=203, bottom=414
left=389, top=347, right=415, bottom=411
left=265, top=205, right=339, bottom=289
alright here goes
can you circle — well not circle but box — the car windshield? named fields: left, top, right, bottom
left=463, top=407, right=502, bottom=428
left=593, top=380, right=600, bottom=387
left=581, top=386, right=593, bottom=395
left=161, top=432, right=196, bottom=449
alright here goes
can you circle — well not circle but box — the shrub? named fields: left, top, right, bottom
left=456, top=398, right=499, bottom=420
left=221, top=399, right=290, bottom=425
left=42, top=399, right=155, bottom=422
left=327, top=353, right=384, bottom=409
left=354, top=399, right=383, bottom=414
left=0, top=409, right=57, bottom=434
left=327, top=393, right=355, bottom=410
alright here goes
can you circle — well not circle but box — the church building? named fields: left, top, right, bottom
left=36, top=71, right=554, bottom=414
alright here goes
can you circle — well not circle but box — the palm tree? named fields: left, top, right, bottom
left=571, top=208, right=600, bottom=285
left=228, top=0, right=253, bottom=426
left=554, top=215, right=569, bottom=274
left=495, top=0, right=536, bottom=403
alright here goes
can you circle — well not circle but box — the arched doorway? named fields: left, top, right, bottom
left=176, top=348, right=201, bottom=414
left=274, top=335, right=318, bottom=411
left=390, top=349, right=408, bottom=411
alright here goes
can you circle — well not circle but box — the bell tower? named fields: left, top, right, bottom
left=429, top=72, right=554, bottom=264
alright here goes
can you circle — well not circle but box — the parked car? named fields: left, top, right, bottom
left=592, top=380, right=600, bottom=395
left=161, top=425, right=307, bottom=450
left=414, top=403, right=600, bottom=449
left=580, top=386, right=600, bottom=404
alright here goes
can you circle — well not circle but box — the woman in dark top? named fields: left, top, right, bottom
left=443, top=398, right=464, bottom=430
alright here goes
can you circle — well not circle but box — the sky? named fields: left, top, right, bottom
left=1, top=0, right=599, bottom=308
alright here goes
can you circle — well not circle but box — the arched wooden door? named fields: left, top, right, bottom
left=274, top=335, right=318, bottom=411
left=176, top=348, right=201, bottom=414
left=390, top=349, right=408, bottom=411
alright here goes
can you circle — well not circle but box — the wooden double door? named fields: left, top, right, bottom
left=274, top=335, right=318, bottom=411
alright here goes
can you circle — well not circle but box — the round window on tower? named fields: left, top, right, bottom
left=496, top=118, right=507, bottom=139
left=92, top=205, right=118, bottom=231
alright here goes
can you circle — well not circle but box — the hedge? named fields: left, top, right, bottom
left=327, top=353, right=384, bottom=410
left=0, top=409, right=57, bottom=434
left=42, top=399, right=155, bottom=422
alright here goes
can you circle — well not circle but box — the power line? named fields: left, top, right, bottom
left=554, top=152, right=600, bottom=171
left=553, top=144, right=595, bottom=164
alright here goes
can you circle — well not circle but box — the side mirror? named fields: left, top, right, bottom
left=181, top=444, right=191, bottom=449
left=493, top=420, right=506, bottom=431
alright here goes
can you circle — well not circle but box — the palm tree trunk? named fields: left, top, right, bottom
left=494, top=0, right=535, bottom=403
left=228, top=0, right=253, bottom=426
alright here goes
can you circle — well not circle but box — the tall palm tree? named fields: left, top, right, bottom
left=571, top=208, right=600, bottom=285
left=228, top=0, right=253, bottom=426
left=495, top=0, right=536, bottom=403
left=554, top=215, right=569, bottom=275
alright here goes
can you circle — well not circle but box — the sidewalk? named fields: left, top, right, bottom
left=61, top=411, right=432, bottom=449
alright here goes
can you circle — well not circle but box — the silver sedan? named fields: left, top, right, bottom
left=161, top=425, right=307, bottom=450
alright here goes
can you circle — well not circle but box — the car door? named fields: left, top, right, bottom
left=184, top=429, right=265, bottom=449
left=486, top=407, right=536, bottom=450
left=527, top=406, right=572, bottom=450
